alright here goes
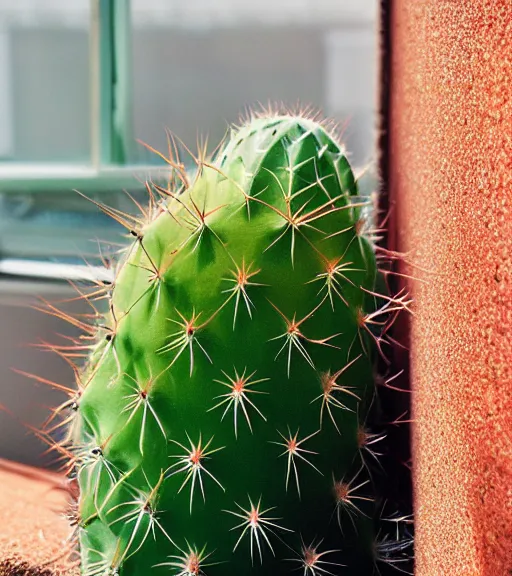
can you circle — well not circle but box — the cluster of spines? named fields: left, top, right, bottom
left=11, top=108, right=416, bottom=575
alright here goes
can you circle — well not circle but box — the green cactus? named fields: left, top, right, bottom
left=71, top=113, right=392, bottom=575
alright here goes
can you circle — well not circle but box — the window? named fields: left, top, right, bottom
left=0, top=0, right=377, bottom=278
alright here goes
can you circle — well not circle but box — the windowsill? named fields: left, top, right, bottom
left=0, top=258, right=113, bottom=283
left=0, top=163, right=172, bottom=193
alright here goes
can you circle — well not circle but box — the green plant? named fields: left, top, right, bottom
left=59, top=112, right=406, bottom=575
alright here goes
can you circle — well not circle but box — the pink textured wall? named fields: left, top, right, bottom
left=389, top=2, right=512, bottom=574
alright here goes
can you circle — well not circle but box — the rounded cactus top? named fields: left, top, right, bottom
left=217, top=113, right=359, bottom=201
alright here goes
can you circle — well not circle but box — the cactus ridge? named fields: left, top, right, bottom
left=37, top=113, right=413, bottom=575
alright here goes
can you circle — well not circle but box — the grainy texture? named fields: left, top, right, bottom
left=390, top=1, right=512, bottom=575
left=0, top=460, right=77, bottom=576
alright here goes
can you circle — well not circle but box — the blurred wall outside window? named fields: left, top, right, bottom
left=0, top=1, right=90, bottom=163
left=131, top=0, right=377, bottom=168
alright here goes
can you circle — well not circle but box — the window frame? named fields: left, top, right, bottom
left=0, top=0, right=164, bottom=194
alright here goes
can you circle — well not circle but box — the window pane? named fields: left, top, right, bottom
left=131, top=0, right=377, bottom=168
left=0, top=1, right=90, bottom=162
left=0, top=191, right=121, bottom=262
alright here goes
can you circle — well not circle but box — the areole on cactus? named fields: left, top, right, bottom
left=51, top=111, right=411, bottom=575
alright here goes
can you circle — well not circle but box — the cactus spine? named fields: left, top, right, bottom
left=70, top=113, right=396, bottom=575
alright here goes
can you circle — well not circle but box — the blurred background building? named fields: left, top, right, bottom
left=0, top=0, right=377, bottom=464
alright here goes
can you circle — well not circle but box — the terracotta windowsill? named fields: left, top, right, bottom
left=0, top=459, right=78, bottom=575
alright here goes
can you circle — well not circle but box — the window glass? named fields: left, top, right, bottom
left=0, top=190, right=130, bottom=262
left=131, top=0, right=378, bottom=169
left=0, top=1, right=90, bottom=163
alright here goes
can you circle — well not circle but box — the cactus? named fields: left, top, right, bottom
left=65, top=113, right=404, bottom=575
